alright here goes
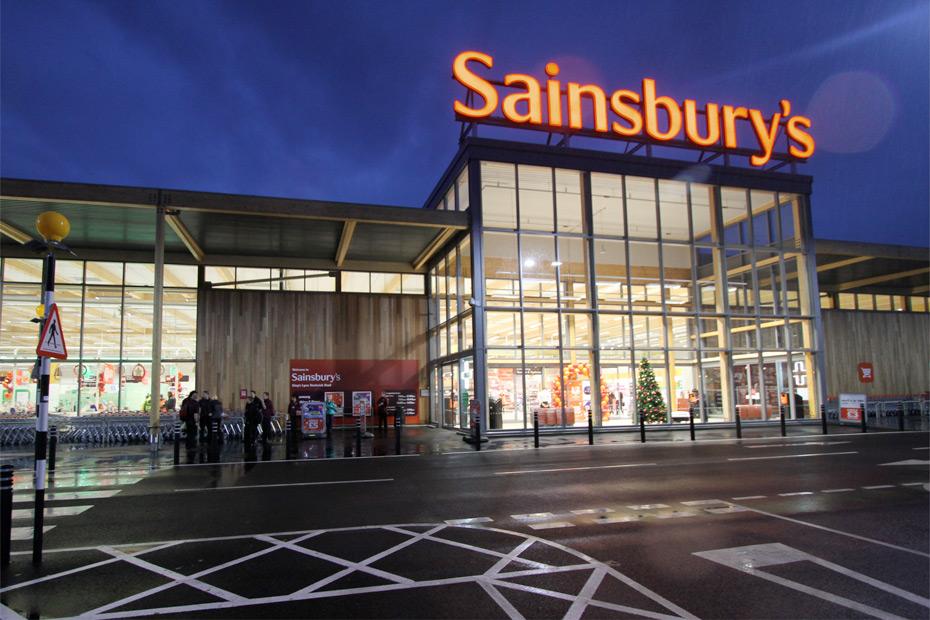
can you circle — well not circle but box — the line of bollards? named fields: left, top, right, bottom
left=1, top=464, right=12, bottom=567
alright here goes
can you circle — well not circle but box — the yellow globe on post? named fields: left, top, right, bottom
left=35, top=304, right=45, bottom=318
left=35, top=211, right=70, bottom=242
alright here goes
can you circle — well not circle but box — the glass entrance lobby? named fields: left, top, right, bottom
left=427, top=139, right=823, bottom=432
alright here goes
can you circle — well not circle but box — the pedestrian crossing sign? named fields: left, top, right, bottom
left=37, top=303, right=68, bottom=359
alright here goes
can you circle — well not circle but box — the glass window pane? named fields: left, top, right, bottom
left=162, top=290, right=197, bottom=359
left=82, top=286, right=123, bottom=359
left=486, top=311, right=521, bottom=347
left=628, top=242, right=661, bottom=312
left=121, top=287, right=153, bottom=359
left=892, top=295, right=906, bottom=311
left=857, top=294, right=874, bottom=311
left=662, top=244, right=693, bottom=312
left=600, top=360, right=634, bottom=425
left=658, top=180, right=690, bottom=241
left=591, top=173, right=624, bottom=237
left=820, top=293, right=834, bottom=310
left=558, top=237, right=589, bottom=308
left=522, top=312, right=560, bottom=347
left=909, top=296, right=926, bottom=312
left=555, top=169, right=583, bottom=234
left=459, top=237, right=472, bottom=300
left=56, top=260, right=84, bottom=284
left=631, top=314, right=665, bottom=349
left=481, top=161, right=517, bottom=228
left=0, top=284, right=41, bottom=359
left=598, top=314, right=630, bottom=349
left=487, top=363, right=523, bottom=430
left=306, top=270, right=336, bottom=292
left=561, top=313, right=592, bottom=348
left=561, top=350, right=593, bottom=425
left=282, top=269, right=305, bottom=291
left=444, top=186, right=455, bottom=212
left=3, top=258, right=43, bottom=282
left=85, top=261, right=124, bottom=285
left=402, top=274, right=425, bottom=295
left=594, top=239, right=629, bottom=310
left=626, top=176, right=658, bottom=239
left=838, top=293, right=856, bottom=310
left=484, top=232, right=519, bottom=306
left=342, top=272, right=369, bottom=293
left=874, top=295, right=892, bottom=311
left=124, top=263, right=155, bottom=286
left=371, top=272, right=402, bottom=294
left=457, top=168, right=470, bottom=212
left=691, top=184, right=714, bottom=244
left=721, top=188, right=749, bottom=246
left=164, top=264, right=197, bottom=288
left=750, top=190, right=777, bottom=246
left=520, top=234, right=558, bottom=308
left=667, top=316, right=699, bottom=349
left=205, top=266, right=235, bottom=287
left=236, top=268, right=272, bottom=290
left=518, top=165, right=553, bottom=232
left=778, top=194, right=799, bottom=248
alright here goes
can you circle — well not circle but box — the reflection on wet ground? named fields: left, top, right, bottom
left=0, top=422, right=906, bottom=476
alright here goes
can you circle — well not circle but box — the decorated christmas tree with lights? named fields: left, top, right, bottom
left=635, top=358, right=667, bottom=424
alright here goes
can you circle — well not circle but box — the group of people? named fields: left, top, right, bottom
left=177, top=390, right=225, bottom=443
left=244, top=391, right=276, bottom=448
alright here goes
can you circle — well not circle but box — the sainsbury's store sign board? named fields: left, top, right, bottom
left=452, top=50, right=815, bottom=167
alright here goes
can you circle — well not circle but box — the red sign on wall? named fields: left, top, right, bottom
left=857, top=362, right=874, bottom=384
left=289, top=359, right=419, bottom=420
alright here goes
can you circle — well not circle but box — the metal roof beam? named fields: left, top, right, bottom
left=165, top=212, right=204, bottom=263
left=412, top=227, right=458, bottom=271
left=835, top=266, right=930, bottom=292
left=0, top=219, right=32, bottom=244
left=815, top=255, right=873, bottom=272
left=334, top=220, right=357, bottom=268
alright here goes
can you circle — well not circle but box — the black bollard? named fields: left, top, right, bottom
left=860, top=406, right=867, bottom=433
left=587, top=408, right=594, bottom=445
left=689, top=406, right=695, bottom=441
left=821, top=403, right=828, bottom=435
left=735, top=411, right=742, bottom=439
left=533, top=411, right=539, bottom=448
left=475, top=416, right=481, bottom=452
left=898, top=405, right=905, bottom=432
left=48, top=425, right=57, bottom=474
left=779, top=405, right=787, bottom=437
left=1, top=465, right=12, bottom=566
left=355, top=415, right=362, bottom=455
left=639, top=412, right=646, bottom=443
left=173, top=422, right=181, bottom=466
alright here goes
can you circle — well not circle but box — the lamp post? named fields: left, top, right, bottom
left=32, top=211, right=70, bottom=565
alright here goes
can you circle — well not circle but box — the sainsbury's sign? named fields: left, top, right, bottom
left=452, top=50, right=814, bottom=167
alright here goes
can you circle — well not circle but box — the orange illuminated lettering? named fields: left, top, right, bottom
left=642, top=78, right=682, bottom=141
left=502, top=74, right=542, bottom=124
left=786, top=115, right=815, bottom=158
left=453, top=51, right=498, bottom=119
left=567, top=83, right=608, bottom=132
left=722, top=105, right=749, bottom=148
left=683, top=100, right=720, bottom=147
left=610, top=89, right=642, bottom=136
left=545, top=62, right=563, bottom=127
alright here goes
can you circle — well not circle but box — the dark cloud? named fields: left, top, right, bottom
left=2, top=0, right=927, bottom=244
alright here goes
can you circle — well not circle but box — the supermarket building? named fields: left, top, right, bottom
left=1, top=54, right=927, bottom=433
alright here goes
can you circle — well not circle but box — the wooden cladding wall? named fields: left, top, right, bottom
left=822, top=310, right=929, bottom=397
left=197, top=289, right=428, bottom=418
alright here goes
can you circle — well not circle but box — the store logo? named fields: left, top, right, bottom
left=452, top=50, right=815, bottom=166
left=291, top=372, right=342, bottom=383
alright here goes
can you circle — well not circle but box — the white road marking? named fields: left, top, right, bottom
left=822, top=488, right=855, bottom=493
left=746, top=441, right=849, bottom=448
left=595, top=515, right=641, bottom=524
left=476, top=579, right=524, bottom=620
left=704, top=506, right=748, bottom=514
left=570, top=508, right=615, bottom=515
left=879, top=459, right=930, bottom=466
left=511, top=512, right=555, bottom=520
left=696, top=543, right=930, bottom=614
left=778, top=491, right=813, bottom=496
left=656, top=512, right=698, bottom=519
left=681, top=500, right=727, bottom=506
left=527, top=522, right=575, bottom=530
left=563, top=567, right=607, bottom=620
left=494, top=463, right=655, bottom=475
left=728, top=451, right=857, bottom=462
left=11, top=505, right=93, bottom=519
left=862, top=485, right=895, bottom=490
left=444, top=517, right=493, bottom=525
left=627, top=504, right=669, bottom=510
left=900, top=482, right=927, bottom=486
left=731, top=495, right=766, bottom=500
left=173, top=478, right=393, bottom=492
left=913, top=447, right=929, bottom=450
left=10, top=525, right=55, bottom=540
left=733, top=505, right=930, bottom=558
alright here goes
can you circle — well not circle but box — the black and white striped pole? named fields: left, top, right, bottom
left=31, top=211, right=71, bottom=565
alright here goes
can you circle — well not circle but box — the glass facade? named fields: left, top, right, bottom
left=428, top=157, right=826, bottom=432
left=0, top=258, right=197, bottom=416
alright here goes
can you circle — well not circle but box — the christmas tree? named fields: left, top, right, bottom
left=635, top=358, right=667, bottom=424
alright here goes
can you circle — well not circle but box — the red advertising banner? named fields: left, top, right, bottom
left=289, top=359, right=419, bottom=421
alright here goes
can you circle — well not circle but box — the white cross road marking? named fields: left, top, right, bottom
left=681, top=500, right=727, bottom=506
left=173, top=478, right=393, bottom=492
left=880, top=459, right=930, bottom=466
left=444, top=517, right=493, bottom=525
left=10, top=526, right=54, bottom=540
left=731, top=495, right=766, bottom=500
left=511, top=512, right=555, bottom=520
left=703, top=506, right=748, bottom=515
left=570, top=508, right=615, bottom=515
left=656, top=512, right=698, bottom=519
left=862, top=485, right=895, bottom=490
left=494, top=463, right=656, bottom=475
left=627, top=504, right=670, bottom=510
left=11, top=505, right=93, bottom=520
left=900, top=482, right=926, bottom=486
left=595, top=515, right=642, bottom=524
left=822, top=488, right=855, bottom=493
left=778, top=492, right=814, bottom=496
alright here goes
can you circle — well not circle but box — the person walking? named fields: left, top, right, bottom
left=261, top=392, right=275, bottom=444
left=199, top=390, right=212, bottom=441
left=376, top=395, right=388, bottom=432
left=179, top=390, right=199, bottom=444
left=244, top=390, right=263, bottom=449
left=165, top=391, right=177, bottom=414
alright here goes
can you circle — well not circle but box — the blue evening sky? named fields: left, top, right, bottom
left=2, top=0, right=928, bottom=246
